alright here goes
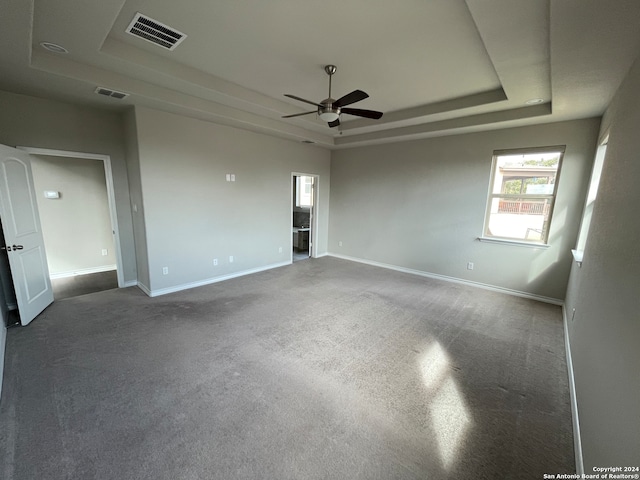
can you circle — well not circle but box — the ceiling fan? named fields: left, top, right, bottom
left=282, top=65, right=383, bottom=128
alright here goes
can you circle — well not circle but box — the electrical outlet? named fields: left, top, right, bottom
left=467, top=262, right=474, bottom=270
left=213, top=258, right=218, bottom=266
left=339, top=241, right=343, bottom=247
left=278, top=247, right=283, bottom=253
left=229, top=255, right=234, bottom=263
left=162, top=267, right=169, bottom=275
left=230, top=174, right=236, bottom=182
left=101, top=249, right=108, bottom=256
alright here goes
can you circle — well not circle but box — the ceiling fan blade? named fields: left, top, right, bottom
left=282, top=111, right=316, bottom=119
left=341, top=108, right=383, bottom=120
left=284, top=94, right=321, bottom=107
left=328, top=118, right=340, bottom=128
left=333, top=90, right=369, bottom=108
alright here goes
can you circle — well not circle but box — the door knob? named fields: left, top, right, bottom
left=12, top=245, right=23, bottom=250
left=0, top=246, right=8, bottom=251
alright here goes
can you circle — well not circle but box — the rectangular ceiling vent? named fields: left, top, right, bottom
left=95, top=87, right=129, bottom=100
left=126, top=12, right=187, bottom=51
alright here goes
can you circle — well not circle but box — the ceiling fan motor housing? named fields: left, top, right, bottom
left=282, top=64, right=382, bottom=126
left=319, top=99, right=340, bottom=116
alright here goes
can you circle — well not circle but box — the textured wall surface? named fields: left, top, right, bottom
left=565, top=53, right=640, bottom=470
left=31, top=155, right=115, bottom=275
left=132, top=106, right=331, bottom=293
left=330, top=118, right=600, bottom=300
left=0, top=91, right=136, bottom=283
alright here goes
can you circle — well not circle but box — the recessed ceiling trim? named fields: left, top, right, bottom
left=100, top=38, right=313, bottom=120
left=125, top=13, right=187, bottom=51
left=30, top=50, right=334, bottom=146
left=340, top=88, right=508, bottom=131
left=336, top=103, right=552, bottom=145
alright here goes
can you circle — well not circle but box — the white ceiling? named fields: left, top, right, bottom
left=1, top=0, right=639, bottom=148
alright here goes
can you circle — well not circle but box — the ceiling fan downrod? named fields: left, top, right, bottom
left=324, top=64, right=337, bottom=101
left=281, top=64, right=382, bottom=127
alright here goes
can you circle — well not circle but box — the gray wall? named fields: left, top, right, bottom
left=123, top=109, right=150, bottom=290
left=564, top=53, right=640, bottom=469
left=0, top=90, right=137, bottom=283
left=31, top=155, right=116, bottom=275
left=329, top=118, right=600, bottom=301
left=131, top=106, right=331, bottom=293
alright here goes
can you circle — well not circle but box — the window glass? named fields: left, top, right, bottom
left=296, top=176, right=313, bottom=207
left=484, top=148, right=565, bottom=244
left=575, top=140, right=607, bottom=251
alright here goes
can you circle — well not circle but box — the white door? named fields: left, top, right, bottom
left=0, top=144, right=54, bottom=325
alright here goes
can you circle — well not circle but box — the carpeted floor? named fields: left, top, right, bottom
left=0, top=257, right=574, bottom=479
left=51, top=270, right=119, bottom=300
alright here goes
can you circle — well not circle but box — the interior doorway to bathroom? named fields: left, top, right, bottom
left=291, top=174, right=317, bottom=262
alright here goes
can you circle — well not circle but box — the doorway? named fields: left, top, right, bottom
left=292, top=173, right=317, bottom=262
left=18, top=147, right=124, bottom=299
left=0, top=221, right=19, bottom=326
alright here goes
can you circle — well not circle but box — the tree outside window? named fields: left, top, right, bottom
left=483, top=147, right=565, bottom=244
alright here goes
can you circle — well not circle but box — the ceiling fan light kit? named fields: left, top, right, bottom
left=283, top=65, right=383, bottom=128
left=319, top=111, right=340, bottom=122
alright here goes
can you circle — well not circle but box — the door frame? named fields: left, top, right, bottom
left=17, top=146, right=125, bottom=288
left=291, top=172, right=319, bottom=260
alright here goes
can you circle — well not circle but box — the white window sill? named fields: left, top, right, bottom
left=571, top=249, right=584, bottom=267
left=477, top=237, right=551, bottom=249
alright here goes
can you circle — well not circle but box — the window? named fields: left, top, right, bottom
left=296, top=176, right=313, bottom=207
left=483, top=146, right=565, bottom=245
left=575, top=138, right=607, bottom=253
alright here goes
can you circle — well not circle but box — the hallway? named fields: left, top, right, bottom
left=51, top=270, right=118, bottom=300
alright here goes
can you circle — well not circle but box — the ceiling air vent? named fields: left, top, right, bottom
left=95, top=87, right=129, bottom=100
left=126, top=12, right=187, bottom=51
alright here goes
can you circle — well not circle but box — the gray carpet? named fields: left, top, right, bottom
left=0, top=257, right=574, bottom=479
left=51, top=270, right=118, bottom=300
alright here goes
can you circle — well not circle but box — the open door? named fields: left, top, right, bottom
left=292, top=174, right=317, bottom=261
left=0, top=144, right=53, bottom=325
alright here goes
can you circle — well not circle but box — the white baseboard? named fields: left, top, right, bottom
left=50, top=265, right=116, bottom=279
left=327, top=253, right=564, bottom=305
left=140, top=261, right=291, bottom=298
left=562, top=306, right=584, bottom=475
left=136, top=282, right=152, bottom=297
left=122, top=280, right=138, bottom=288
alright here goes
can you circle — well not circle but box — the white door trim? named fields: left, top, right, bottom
left=17, top=146, right=125, bottom=288
left=291, top=172, right=319, bottom=259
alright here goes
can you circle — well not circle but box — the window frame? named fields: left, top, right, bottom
left=482, top=145, right=566, bottom=246
left=574, top=136, right=608, bottom=254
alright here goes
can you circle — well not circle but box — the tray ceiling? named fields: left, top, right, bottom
left=1, top=0, right=640, bottom=148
